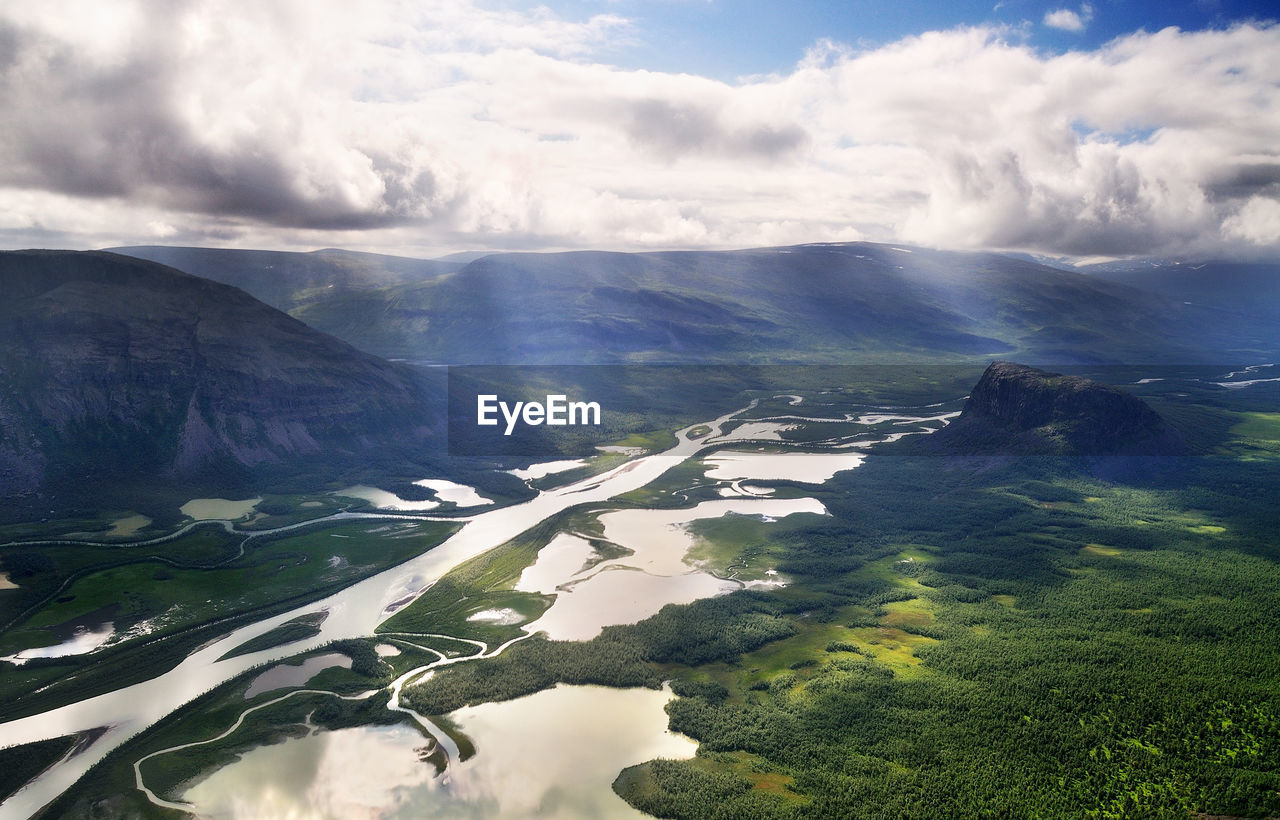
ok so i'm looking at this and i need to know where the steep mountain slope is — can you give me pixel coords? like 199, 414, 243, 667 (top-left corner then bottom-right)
118, 242, 1253, 364
0, 251, 437, 495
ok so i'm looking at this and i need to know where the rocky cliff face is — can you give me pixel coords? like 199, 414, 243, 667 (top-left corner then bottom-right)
930, 362, 1185, 456
0, 251, 437, 494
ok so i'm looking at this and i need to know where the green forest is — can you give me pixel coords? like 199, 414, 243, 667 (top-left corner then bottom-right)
410, 394, 1280, 817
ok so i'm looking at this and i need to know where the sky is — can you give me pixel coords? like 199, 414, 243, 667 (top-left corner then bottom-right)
0, 0, 1277, 261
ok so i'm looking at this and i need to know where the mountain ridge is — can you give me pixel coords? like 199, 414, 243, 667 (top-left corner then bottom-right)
114, 241, 1269, 364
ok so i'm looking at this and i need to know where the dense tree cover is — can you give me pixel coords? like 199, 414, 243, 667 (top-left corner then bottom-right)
0, 735, 77, 803
217, 613, 326, 661
603, 593, 798, 666
612, 453, 1280, 818
330, 638, 389, 678
405, 635, 658, 713
404, 595, 796, 714
396, 441, 1280, 818
0, 551, 55, 580
615, 759, 793, 820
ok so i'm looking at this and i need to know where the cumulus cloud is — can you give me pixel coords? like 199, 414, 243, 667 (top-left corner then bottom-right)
0, 1, 1276, 259
1044, 5, 1093, 33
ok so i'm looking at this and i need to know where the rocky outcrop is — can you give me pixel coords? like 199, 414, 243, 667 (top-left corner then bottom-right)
0, 250, 437, 495
929, 362, 1185, 456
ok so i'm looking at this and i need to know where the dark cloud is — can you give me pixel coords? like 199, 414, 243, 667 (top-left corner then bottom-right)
625, 99, 717, 154
0, 15, 449, 231
1205, 163, 1280, 201
624, 98, 807, 160
739, 124, 810, 158
0, 22, 19, 71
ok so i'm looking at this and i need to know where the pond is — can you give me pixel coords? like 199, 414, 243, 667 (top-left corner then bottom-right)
243, 653, 353, 699
2, 622, 114, 664
506, 459, 588, 481
332, 486, 440, 512
413, 479, 493, 508
701, 450, 866, 483
180, 497, 263, 521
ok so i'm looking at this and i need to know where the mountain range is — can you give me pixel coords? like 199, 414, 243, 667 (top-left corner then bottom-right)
1081, 258, 1280, 331
1, 242, 1274, 498
116, 242, 1278, 365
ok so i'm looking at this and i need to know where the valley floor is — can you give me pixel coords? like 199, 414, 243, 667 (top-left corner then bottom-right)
2, 373, 1279, 818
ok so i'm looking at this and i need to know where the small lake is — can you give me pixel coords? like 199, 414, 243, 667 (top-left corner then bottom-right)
521, 498, 826, 640
718, 484, 774, 497
181, 684, 695, 819
333, 486, 440, 512
702, 450, 866, 483
243, 653, 353, 699
413, 479, 492, 508
710, 421, 795, 443
597, 498, 826, 577
3, 622, 114, 664
514, 532, 595, 593
527, 567, 736, 641
506, 459, 587, 481
181, 497, 262, 521
106, 513, 152, 537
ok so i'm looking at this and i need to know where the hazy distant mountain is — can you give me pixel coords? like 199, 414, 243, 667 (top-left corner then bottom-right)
1080, 259, 1280, 327
112, 243, 1215, 363
0, 251, 437, 495
109, 242, 1274, 366
282, 242, 1257, 364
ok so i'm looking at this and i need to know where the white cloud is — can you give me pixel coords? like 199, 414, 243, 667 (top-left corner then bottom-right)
0, 2, 1276, 259
1044, 4, 1093, 33
1223, 196, 1280, 245
1044, 10, 1084, 32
